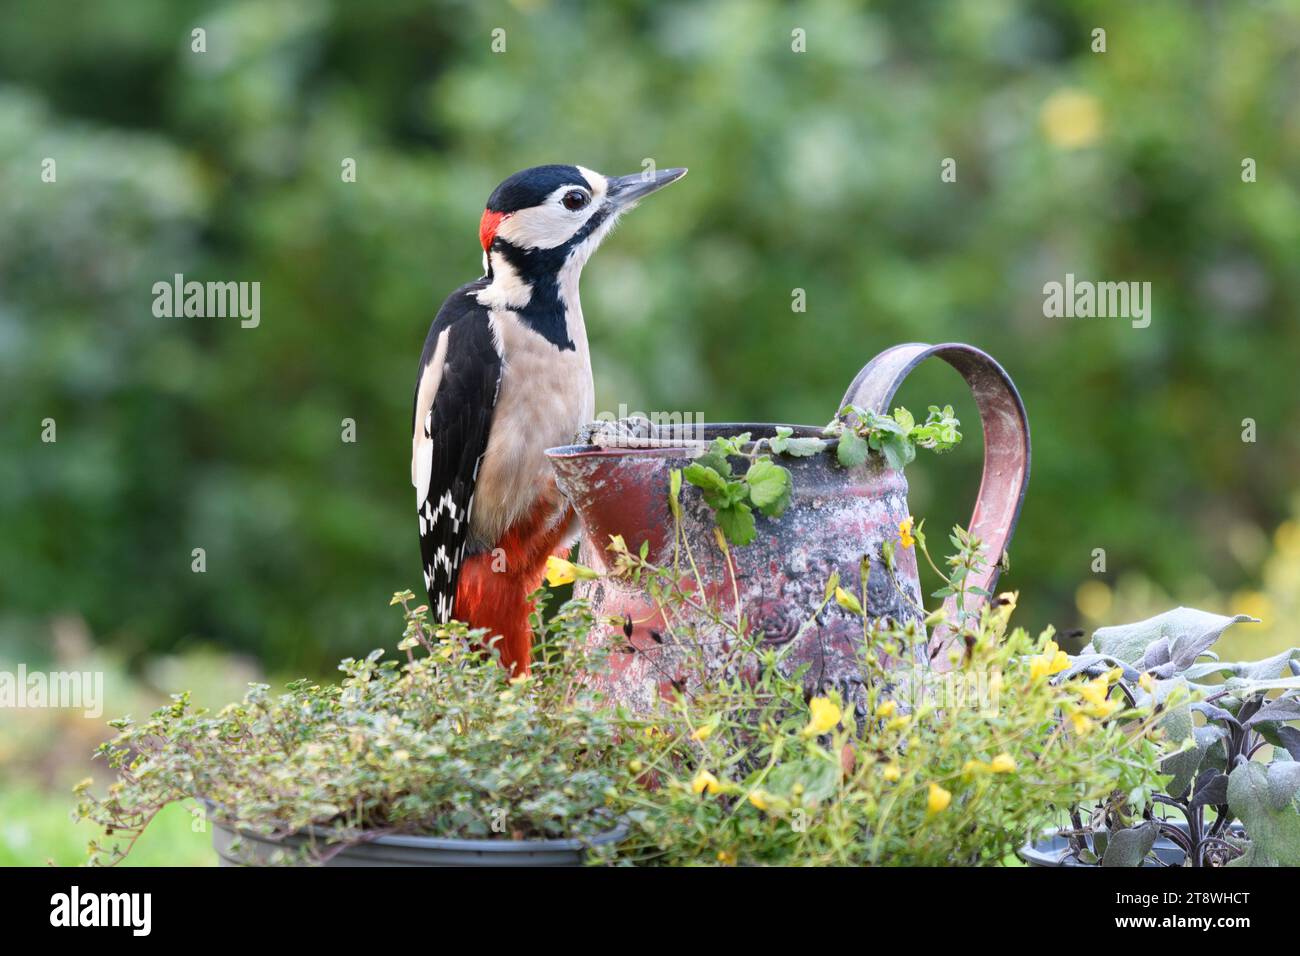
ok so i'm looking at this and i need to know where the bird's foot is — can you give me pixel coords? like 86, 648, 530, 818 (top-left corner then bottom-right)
574, 416, 661, 448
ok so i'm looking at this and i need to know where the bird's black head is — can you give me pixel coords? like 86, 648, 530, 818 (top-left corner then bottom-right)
474, 163, 686, 350
477, 163, 687, 260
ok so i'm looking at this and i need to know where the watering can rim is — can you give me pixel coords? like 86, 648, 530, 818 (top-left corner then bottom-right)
546, 421, 830, 461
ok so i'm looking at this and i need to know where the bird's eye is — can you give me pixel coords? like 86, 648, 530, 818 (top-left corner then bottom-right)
562, 190, 589, 211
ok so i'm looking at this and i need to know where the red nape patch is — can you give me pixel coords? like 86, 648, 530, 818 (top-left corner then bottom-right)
478, 209, 507, 251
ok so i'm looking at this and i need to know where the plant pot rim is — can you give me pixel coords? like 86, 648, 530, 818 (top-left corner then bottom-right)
547, 421, 833, 460
1018, 821, 1247, 867
203, 800, 628, 853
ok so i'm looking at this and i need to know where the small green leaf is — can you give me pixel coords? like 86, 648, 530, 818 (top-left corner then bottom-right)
837, 431, 870, 468
746, 460, 792, 517
782, 437, 828, 457
682, 462, 728, 495
715, 502, 756, 546
879, 434, 913, 472
704, 480, 749, 511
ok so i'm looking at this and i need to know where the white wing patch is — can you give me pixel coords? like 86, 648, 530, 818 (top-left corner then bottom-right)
412, 328, 450, 503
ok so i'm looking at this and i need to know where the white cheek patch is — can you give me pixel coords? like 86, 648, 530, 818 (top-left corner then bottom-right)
495, 203, 587, 249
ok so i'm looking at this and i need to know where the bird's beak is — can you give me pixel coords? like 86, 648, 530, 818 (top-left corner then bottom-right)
605, 167, 688, 208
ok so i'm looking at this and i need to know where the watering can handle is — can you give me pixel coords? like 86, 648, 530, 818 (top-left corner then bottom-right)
839, 343, 1031, 659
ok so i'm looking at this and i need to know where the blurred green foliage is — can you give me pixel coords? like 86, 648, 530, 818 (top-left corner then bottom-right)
0, 789, 212, 867
1, 0, 1299, 676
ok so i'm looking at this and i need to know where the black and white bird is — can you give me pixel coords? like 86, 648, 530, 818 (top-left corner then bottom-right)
411, 163, 687, 672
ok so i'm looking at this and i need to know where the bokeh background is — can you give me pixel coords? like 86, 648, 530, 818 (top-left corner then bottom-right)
1, 0, 1298, 864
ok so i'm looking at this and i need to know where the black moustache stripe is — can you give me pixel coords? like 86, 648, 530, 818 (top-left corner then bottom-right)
488, 204, 615, 351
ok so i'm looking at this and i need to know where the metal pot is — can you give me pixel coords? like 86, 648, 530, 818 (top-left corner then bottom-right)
1018, 822, 1247, 867
210, 817, 628, 867
546, 343, 1030, 713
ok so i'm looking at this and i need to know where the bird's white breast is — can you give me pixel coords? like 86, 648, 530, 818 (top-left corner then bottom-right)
470, 307, 594, 547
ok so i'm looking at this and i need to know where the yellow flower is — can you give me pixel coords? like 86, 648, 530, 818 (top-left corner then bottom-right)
691, 770, 724, 795
1076, 674, 1109, 706
875, 700, 897, 718
1139, 672, 1156, 693
886, 715, 911, 732
716, 850, 737, 866
543, 555, 598, 587
962, 759, 987, 776
899, 516, 915, 549
927, 782, 952, 815
882, 763, 902, 782
1029, 640, 1071, 681
691, 718, 717, 742
748, 789, 770, 811
1076, 674, 1122, 718
990, 591, 1019, 632
802, 696, 842, 736
544, 556, 576, 586
1070, 712, 1095, 736
834, 586, 864, 616
989, 753, 1016, 774
1040, 89, 1102, 149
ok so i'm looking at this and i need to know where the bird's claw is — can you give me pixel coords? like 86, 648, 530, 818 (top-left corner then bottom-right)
574, 416, 660, 447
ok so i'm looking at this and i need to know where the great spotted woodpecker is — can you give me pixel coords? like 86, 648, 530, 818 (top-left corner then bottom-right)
412, 163, 687, 673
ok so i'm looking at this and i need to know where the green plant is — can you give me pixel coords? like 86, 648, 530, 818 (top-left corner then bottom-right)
1051, 608, 1300, 866
680, 405, 961, 546
825, 404, 962, 472
78, 469, 1270, 869
681, 432, 792, 546
75, 593, 627, 865
588, 526, 1164, 866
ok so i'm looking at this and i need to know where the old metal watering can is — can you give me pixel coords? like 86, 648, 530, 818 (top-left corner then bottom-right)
546, 343, 1030, 713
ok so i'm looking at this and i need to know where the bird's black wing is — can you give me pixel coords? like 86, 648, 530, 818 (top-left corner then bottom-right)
412, 280, 501, 623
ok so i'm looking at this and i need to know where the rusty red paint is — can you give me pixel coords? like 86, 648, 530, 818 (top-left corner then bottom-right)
546, 343, 1030, 714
